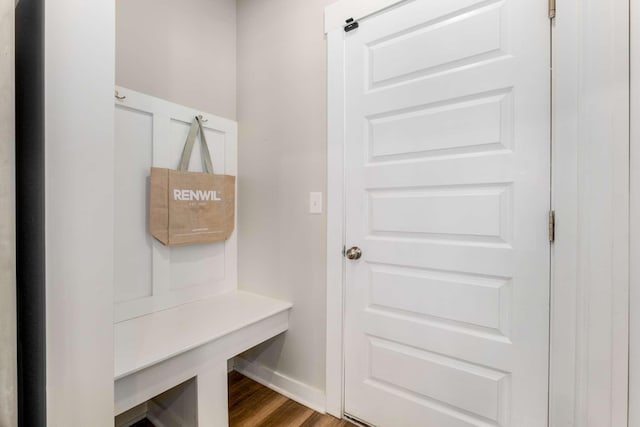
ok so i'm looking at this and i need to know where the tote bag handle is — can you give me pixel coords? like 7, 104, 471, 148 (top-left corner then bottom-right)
178, 116, 214, 174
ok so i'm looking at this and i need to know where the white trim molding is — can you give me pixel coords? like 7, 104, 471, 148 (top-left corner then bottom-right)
550, 0, 630, 425
234, 358, 326, 414
629, 0, 640, 422
325, 28, 346, 418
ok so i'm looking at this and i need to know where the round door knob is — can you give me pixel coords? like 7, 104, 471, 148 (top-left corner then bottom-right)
345, 246, 362, 260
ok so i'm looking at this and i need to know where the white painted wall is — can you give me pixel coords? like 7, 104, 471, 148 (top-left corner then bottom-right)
0, 0, 16, 424
236, 0, 337, 396
45, 0, 115, 424
116, 0, 237, 120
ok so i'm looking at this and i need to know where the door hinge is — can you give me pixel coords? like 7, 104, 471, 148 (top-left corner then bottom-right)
549, 0, 556, 19
549, 210, 556, 242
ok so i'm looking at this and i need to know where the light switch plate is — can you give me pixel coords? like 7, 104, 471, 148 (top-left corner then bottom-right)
309, 192, 323, 214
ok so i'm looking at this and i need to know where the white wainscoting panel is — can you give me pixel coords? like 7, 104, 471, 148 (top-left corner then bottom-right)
114, 87, 238, 322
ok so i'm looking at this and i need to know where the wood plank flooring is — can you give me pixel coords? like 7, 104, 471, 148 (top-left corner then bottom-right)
229, 371, 352, 427
130, 371, 350, 427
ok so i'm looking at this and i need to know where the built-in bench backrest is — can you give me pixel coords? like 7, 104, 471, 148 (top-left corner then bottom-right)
114, 87, 238, 322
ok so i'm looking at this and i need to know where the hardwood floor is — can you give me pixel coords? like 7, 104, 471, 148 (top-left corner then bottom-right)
130, 372, 350, 427
228, 371, 352, 427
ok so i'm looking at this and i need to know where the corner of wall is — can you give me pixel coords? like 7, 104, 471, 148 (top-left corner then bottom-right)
234, 357, 326, 414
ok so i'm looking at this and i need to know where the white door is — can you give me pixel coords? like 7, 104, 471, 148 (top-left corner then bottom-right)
343, 0, 551, 426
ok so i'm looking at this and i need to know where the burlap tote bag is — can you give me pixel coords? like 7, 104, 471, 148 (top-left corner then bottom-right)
149, 116, 236, 246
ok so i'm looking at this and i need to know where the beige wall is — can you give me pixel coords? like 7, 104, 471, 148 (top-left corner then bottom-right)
116, 0, 237, 120
117, 0, 334, 395
237, 0, 335, 392
0, 0, 16, 424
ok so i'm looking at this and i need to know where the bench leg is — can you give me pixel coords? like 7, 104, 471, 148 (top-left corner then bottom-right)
197, 361, 229, 427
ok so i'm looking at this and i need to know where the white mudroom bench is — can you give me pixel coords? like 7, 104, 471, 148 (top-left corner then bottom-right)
114, 290, 292, 426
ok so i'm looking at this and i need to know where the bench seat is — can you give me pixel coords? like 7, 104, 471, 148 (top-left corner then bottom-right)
114, 290, 292, 425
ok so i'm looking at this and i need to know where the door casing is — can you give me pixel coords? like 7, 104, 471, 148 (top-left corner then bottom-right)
629, 0, 640, 423
325, 0, 630, 425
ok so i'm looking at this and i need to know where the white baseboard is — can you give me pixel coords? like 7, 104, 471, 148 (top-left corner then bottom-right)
234, 358, 326, 414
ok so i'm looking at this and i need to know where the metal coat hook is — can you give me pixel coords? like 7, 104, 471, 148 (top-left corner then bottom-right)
115, 90, 126, 101
197, 114, 208, 123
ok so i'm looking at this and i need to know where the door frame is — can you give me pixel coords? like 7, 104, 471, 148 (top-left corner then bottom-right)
629, 0, 640, 422
325, 0, 631, 424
